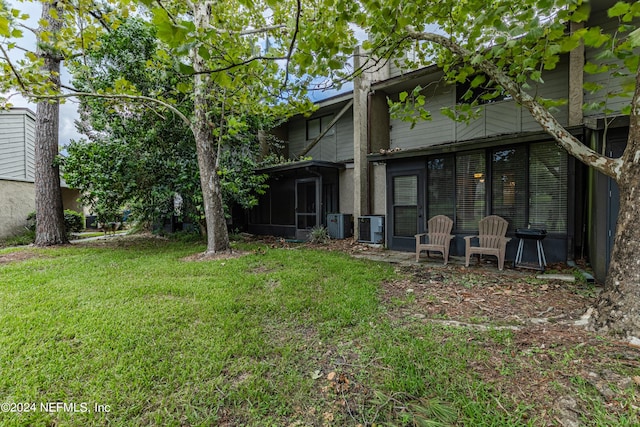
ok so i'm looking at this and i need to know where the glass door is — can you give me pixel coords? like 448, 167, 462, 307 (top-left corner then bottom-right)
389, 170, 425, 251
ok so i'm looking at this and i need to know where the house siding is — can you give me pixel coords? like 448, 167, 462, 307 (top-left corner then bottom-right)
286, 105, 353, 163
583, 13, 639, 117
390, 59, 569, 149
0, 111, 34, 180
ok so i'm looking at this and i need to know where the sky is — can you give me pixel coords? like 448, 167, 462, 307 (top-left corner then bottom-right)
6, 2, 84, 147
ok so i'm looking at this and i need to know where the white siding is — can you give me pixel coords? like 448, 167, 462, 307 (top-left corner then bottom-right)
0, 111, 36, 181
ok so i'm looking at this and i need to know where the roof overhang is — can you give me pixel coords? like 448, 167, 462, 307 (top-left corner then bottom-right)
256, 159, 346, 174
368, 126, 585, 162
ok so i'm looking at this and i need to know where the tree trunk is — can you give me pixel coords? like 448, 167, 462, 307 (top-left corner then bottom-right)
34, 0, 67, 246
590, 67, 640, 340
191, 2, 230, 254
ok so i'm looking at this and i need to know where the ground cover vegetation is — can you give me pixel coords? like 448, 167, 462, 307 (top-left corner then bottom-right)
0, 236, 638, 426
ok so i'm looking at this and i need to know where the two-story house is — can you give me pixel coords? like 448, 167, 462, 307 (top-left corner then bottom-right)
248, 3, 635, 283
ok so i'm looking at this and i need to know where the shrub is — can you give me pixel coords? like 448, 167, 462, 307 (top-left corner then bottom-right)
64, 209, 85, 233
25, 210, 85, 235
309, 225, 330, 244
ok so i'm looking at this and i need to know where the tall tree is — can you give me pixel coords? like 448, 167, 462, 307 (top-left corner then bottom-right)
33, 0, 67, 245
356, 0, 640, 339
1, 0, 357, 254
64, 18, 272, 232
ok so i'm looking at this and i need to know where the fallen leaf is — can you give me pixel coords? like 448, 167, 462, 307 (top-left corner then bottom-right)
633, 376, 640, 386
311, 370, 322, 380
327, 371, 336, 381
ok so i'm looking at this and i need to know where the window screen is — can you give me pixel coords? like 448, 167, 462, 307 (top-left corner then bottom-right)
492, 147, 527, 230
456, 152, 486, 231
393, 175, 418, 237
529, 142, 567, 233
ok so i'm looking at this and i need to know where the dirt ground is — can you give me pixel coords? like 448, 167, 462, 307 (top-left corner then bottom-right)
304, 237, 640, 426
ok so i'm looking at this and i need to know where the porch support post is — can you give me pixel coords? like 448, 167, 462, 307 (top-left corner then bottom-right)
353, 46, 371, 239
568, 21, 584, 127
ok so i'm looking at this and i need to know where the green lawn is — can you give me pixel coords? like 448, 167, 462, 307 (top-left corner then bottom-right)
0, 237, 619, 426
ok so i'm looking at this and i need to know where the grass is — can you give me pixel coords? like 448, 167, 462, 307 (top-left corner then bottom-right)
0, 237, 632, 426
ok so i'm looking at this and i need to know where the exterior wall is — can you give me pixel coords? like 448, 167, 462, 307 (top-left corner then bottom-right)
389, 59, 570, 150
62, 188, 83, 213
371, 163, 386, 216
0, 180, 35, 238
287, 105, 353, 162
0, 109, 36, 181
583, 13, 639, 118
338, 166, 354, 214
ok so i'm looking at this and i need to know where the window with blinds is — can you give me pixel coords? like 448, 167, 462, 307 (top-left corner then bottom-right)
529, 142, 567, 233
456, 152, 485, 231
427, 156, 455, 219
393, 175, 418, 237
491, 147, 527, 230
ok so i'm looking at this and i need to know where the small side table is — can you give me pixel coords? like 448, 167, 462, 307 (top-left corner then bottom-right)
514, 228, 547, 271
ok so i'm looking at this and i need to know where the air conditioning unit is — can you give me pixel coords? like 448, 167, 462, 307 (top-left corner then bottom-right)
358, 216, 384, 244
327, 213, 352, 239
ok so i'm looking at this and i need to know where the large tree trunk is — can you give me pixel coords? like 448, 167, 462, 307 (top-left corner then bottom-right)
590, 68, 640, 340
191, 2, 230, 254
34, 0, 67, 246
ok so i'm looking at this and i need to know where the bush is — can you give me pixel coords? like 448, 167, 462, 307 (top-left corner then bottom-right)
64, 210, 85, 233
25, 210, 85, 235
309, 225, 330, 244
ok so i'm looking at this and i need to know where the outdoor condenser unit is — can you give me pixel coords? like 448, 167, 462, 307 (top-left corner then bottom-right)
358, 216, 384, 244
327, 213, 352, 239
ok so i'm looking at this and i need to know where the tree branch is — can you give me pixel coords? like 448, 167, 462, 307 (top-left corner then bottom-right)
0, 45, 28, 93
282, 0, 301, 88
404, 27, 623, 179
190, 55, 288, 75
32, 90, 193, 131
214, 24, 286, 36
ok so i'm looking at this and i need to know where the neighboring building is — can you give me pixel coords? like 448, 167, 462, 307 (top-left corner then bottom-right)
248, 4, 634, 283
0, 108, 82, 239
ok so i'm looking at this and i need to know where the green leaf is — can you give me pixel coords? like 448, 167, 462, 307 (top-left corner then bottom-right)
470, 74, 486, 88
583, 81, 603, 93
571, 3, 591, 22
608, 2, 630, 18
584, 62, 609, 74
0, 16, 10, 37
583, 27, 609, 47
176, 82, 191, 93
628, 27, 640, 48
177, 62, 194, 75
399, 91, 408, 102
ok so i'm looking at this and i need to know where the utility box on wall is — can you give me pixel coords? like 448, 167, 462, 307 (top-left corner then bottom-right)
358, 215, 384, 244
327, 213, 352, 239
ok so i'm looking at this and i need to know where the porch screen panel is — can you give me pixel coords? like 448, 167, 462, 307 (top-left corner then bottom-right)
393, 175, 418, 237
427, 156, 455, 219
271, 180, 295, 225
491, 147, 527, 229
456, 152, 486, 231
529, 142, 567, 233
